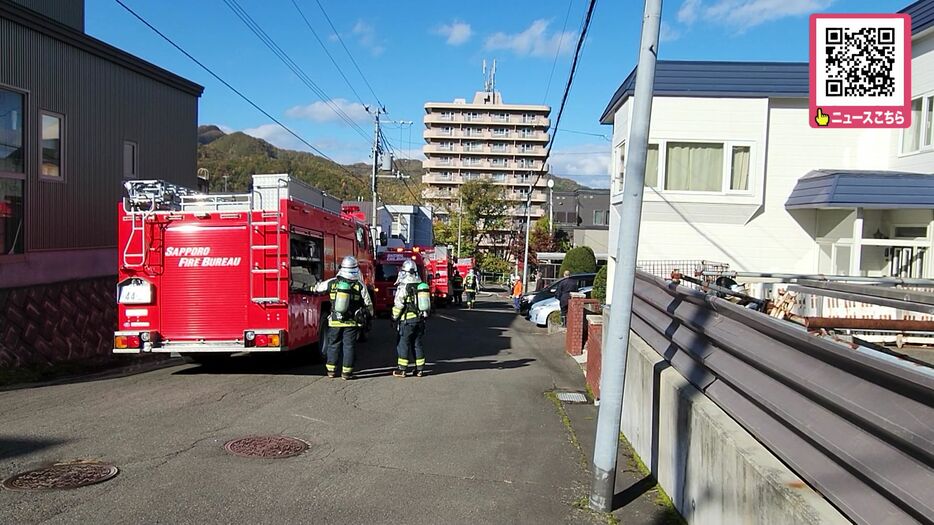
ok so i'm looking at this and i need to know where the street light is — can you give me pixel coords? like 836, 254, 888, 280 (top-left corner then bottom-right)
547, 178, 555, 236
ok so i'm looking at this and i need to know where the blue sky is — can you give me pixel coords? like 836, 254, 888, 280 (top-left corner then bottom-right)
87, 0, 908, 188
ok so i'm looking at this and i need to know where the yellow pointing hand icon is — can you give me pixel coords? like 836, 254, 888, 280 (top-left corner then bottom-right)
815, 108, 830, 127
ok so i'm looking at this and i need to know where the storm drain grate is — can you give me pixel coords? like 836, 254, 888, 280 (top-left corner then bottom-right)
224, 436, 308, 459
556, 392, 589, 404
2, 461, 119, 491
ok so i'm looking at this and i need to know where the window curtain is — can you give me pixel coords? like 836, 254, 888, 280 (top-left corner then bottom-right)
644, 144, 659, 188
665, 142, 723, 191
730, 146, 750, 191
902, 98, 923, 153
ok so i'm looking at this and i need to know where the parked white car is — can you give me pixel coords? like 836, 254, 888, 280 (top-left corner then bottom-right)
529, 287, 593, 327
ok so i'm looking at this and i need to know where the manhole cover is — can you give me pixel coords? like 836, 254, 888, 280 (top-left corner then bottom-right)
224, 436, 308, 459
556, 392, 589, 404
2, 461, 119, 491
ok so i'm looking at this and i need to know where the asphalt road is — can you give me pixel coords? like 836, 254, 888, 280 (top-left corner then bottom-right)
0, 297, 604, 524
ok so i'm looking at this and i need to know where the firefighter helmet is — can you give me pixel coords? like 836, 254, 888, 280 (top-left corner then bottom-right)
401, 259, 417, 274
338, 256, 359, 280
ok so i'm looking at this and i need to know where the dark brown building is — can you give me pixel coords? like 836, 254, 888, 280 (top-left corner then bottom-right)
0, 0, 203, 368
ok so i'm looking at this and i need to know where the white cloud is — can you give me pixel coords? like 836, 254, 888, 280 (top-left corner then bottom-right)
353, 20, 384, 56
678, 0, 701, 24
216, 124, 234, 134
285, 98, 370, 124
434, 20, 473, 45
484, 19, 577, 58
549, 144, 611, 188
677, 0, 833, 31
242, 123, 310, 152
660, 22, 680, 43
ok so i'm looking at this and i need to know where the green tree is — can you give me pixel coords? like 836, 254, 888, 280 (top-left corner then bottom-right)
559, 246, 597, 275
592, 265, 608, 302
428, 180, 508, 260
478, 252, 511, 275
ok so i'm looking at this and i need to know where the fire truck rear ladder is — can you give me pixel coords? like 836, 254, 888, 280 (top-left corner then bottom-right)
249, 178, 288, 304
121, 180, 194, 268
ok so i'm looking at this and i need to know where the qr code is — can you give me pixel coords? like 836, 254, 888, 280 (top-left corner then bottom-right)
824, 27, 896, 98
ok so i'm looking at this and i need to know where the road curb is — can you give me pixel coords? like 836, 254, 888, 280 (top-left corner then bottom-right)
0, 357, 186, 392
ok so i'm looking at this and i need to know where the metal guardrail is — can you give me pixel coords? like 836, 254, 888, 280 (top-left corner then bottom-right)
629, 270, 934, 525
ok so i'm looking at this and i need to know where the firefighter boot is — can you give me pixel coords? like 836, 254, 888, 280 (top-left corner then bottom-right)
392, 368, 406, 378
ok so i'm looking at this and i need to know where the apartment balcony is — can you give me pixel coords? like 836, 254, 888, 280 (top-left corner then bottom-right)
423, 144, 547, 156
424, 113, 550, 128
423, 129, 550, 142
423, 158, 548, 171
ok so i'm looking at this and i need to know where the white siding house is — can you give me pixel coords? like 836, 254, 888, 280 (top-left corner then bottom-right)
601, 1, 934, 289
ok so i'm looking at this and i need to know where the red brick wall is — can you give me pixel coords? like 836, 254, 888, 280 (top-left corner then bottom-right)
586, 318, 603, 399
565, 296, 599, 356
0, 277, 117, 368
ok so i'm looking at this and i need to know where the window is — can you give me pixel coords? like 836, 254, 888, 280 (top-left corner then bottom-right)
901, 97, 925, 154
593, 210, 607, 226
523, 114, 536, 123
438, 156, 451, 166
0, 89, 25, 175
440, 111, 454, 121
439, 142, 452, 151
517, 174, 530, 183
644, 144, 658, 187
491, 158, 506, 167
491, 173, 505, 182
894, 226, 929, 239
492, 143, 507, 152
926, 95, 934, 148
123, 141, 138, 179
0, 88, 24, 255
519, 128, 533, 138
493, 113, 508, 122
467, 128, 484, 137
438, 171, 452, 180
1, 178, 24, 255
730, 146, 750, 190
290, 234, 323, 291
440, 126, 453, 136
517, 158, 533, 168
665, 142, 724, 191
40, 112, 63, 180
493, 128, 507, 137
465, 112, 481, 121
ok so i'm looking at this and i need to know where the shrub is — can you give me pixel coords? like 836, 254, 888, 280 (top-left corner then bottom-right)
559, 246, 597, 276
592, 265, 608, 302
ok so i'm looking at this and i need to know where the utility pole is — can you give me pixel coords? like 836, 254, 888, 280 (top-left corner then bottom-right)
547, 178, 555, 236
590, 0, 662, 513
457, 190, 463, 259
369, 106, 386, 251
521, 177, 533, 292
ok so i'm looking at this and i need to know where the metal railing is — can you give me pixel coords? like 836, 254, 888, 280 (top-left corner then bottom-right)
629, 270, 934, 525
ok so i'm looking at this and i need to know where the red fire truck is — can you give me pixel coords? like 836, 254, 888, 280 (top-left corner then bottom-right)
423, 245, 455, 306
372, 246, 428, 316
113, 174, 374, 361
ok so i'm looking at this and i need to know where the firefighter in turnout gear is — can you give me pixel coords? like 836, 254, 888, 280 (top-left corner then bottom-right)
463, 268, 478, 309
314, 256, 373, 379
392, 259, 430, 377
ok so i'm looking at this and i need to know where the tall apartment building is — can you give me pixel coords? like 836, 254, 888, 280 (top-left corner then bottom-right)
422, 75, 551, 251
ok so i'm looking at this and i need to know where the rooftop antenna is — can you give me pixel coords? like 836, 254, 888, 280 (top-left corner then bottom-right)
482, 59, 488, 92
490, 58, 496, 93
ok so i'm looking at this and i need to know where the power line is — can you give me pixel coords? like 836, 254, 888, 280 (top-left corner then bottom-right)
112, 0, 367, 186
312, 0, 384, 109
557, 128, 611, 141
532, 0, 598, 192
222, 0, 372, 143
289, 0, 367, 107
542, 0, 575, 104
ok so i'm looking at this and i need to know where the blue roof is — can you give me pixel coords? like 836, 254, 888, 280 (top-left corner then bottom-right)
785, 170, 934, 209
599, 61, 808, 124
902, 0, 934, 35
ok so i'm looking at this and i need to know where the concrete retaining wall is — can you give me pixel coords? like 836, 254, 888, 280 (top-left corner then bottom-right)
621, 333, 849, 525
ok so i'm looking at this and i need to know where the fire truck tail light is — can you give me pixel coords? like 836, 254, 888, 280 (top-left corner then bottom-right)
115, 336, 127, 349
244, 331, 256, 341
127, 335, 141, 348
255, 335, 269, 347
268, 334, 281, 347
140, 331, 151, 342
